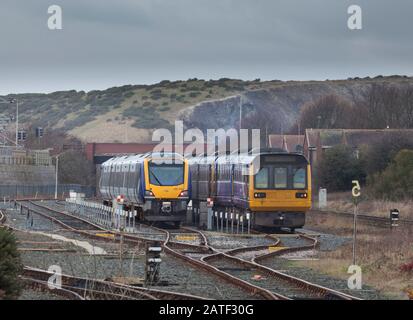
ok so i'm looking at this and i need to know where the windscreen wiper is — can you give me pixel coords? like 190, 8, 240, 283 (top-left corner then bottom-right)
150, 171, 163, 186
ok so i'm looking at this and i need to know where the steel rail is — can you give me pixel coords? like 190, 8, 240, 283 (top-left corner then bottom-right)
22, 267, 204, 300
311, 209, 413, 227
12, 201, 251, 300
161, 229, 283, 300
15, 200, 359, 300
187, 227, 360, 300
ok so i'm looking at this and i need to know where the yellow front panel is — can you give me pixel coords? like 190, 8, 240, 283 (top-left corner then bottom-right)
144, 159, 188, 199
249, 165, 312, 212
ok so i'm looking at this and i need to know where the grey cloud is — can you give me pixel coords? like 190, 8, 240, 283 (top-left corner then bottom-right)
0, 0, 412, 94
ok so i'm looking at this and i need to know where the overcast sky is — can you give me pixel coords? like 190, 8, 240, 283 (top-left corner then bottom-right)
0, 0, 412, 94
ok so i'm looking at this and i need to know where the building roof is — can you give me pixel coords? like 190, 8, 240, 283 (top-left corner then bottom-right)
304, 128, 413, 149
85, 142, 207, 162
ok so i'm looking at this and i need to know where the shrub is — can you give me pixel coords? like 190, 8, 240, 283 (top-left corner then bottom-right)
123, 91, 134, 98
159, 106, 170, 112
0, 229, 22, 299
189, 91, 201, 98
361, 132, 413, 175
318, 145, 366, 191
368, 149, 413, 200
58, 151, 96, 185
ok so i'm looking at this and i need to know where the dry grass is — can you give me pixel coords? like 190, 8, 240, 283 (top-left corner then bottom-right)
66, 79, 261, 142
302, 213, 413, 299
314, 191, 413, 220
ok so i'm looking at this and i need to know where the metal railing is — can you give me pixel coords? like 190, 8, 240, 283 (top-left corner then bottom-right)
65, 199, 138, 232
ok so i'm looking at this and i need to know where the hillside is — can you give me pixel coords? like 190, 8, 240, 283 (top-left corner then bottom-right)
1, 76, 412, 143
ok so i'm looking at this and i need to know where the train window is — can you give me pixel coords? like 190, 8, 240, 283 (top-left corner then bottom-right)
274, 167, 287, 189
255, 167, 269, 189
293, 167, 306, 188
149, 162, 184, 186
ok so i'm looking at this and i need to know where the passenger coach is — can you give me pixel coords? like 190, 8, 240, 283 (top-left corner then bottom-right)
189, 149, 312, 231
99, 152, 190, 225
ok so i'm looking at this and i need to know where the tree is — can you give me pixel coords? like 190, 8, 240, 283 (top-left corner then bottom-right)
361, 132, 413, 175
354, 84, 413, 129
0, 229, 22, 299
298, 94, 354, 130
241, 105, 280, 147
58, 151, 96, 186
318, 145, 366, 191
368, 149, 413, 200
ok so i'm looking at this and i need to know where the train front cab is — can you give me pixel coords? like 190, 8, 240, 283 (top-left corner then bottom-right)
249, 154, 312, 231
141, 154, 189, 224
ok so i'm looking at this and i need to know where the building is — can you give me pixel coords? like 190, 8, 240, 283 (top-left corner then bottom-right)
86, 142, 205, 164
303, 128, 413, 166
0, 147, 55, 198
0, 146, 52, 166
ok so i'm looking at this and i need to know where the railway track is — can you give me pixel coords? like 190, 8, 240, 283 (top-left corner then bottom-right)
195, 230, 358, 300
13, 201, 277, 299
21, 266, 204, 300
311, 209, 413, 228
149, 224, 360, 300
11, 200, 361, 300
16, 200, 164, 244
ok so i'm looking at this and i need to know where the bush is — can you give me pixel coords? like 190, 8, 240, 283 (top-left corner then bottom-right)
361, 132, 413, 175
58, 151, 96, 185
189, 91, 201, 98
318, 145, 366, 191
0, 229, 22, 299
159, 106, 170, 112
368, 149, 413, 200
122, 106, 141, 118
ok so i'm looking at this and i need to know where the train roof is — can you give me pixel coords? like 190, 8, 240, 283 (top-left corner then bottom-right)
190, 150, 308, 165
101, 152, 185, 167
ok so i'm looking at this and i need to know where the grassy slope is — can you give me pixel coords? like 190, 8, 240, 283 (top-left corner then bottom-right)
1, 76, 412, 143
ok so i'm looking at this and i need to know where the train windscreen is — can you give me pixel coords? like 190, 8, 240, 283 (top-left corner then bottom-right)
149, 162, 184, 186
254, 165, 307, 189
292, 167, 306, 188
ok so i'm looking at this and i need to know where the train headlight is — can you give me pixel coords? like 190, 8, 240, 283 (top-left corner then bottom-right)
254, 192, 266, 198
179, 190, 188, 198
145, 190, 154, 197
295, 192, 308, 198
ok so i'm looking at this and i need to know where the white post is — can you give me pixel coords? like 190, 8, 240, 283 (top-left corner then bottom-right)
352, 203, 358, 265
239, 95, 242, 131
15, 99, 19, 146
54, 156, 59, 199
